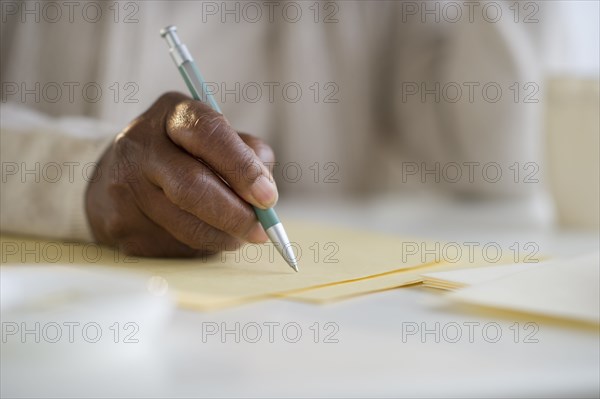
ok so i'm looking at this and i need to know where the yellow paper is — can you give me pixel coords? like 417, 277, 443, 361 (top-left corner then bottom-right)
1, 222, 438, 310
284, 252, 524, 303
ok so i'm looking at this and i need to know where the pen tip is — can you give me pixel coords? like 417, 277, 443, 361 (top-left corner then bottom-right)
282, 242, 299, 272
287, 258, 299, 272
264, 222, 299, 273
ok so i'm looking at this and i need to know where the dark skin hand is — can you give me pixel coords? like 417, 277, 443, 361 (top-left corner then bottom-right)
85, 92, 278, 257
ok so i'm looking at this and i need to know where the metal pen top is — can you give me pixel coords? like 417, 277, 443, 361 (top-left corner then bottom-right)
159, 25, 179, 45
160, 25, 193, 67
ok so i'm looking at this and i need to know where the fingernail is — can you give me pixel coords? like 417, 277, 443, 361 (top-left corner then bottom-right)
250, 174, 278, 209
246, 223, 268, 243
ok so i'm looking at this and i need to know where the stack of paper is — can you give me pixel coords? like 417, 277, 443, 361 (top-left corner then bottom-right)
1, 223, 441, 309
422, 263, 542, 290
0, 221, 542, 310
446, 254, 600, 325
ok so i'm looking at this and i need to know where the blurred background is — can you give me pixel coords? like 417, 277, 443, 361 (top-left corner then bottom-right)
1, 0, 599, 231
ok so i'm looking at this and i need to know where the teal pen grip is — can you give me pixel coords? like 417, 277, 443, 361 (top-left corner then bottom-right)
254, 207, 280, 230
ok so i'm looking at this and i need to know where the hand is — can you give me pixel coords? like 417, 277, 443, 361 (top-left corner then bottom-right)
85, 92, 277, 257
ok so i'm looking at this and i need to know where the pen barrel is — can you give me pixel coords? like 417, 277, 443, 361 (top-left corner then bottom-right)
180, 61, 222, 112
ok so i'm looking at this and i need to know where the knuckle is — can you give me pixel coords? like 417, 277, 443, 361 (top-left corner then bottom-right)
236, 147, 263, 185
187, 224, 237, 255
113, 131, 134, 158
171, 99, 223, 135
199, 225, 223, 248
169, 169, 211, 210
152, 92, 193, 132
106, 181, 129, 200
113, 130, 145, 172
108, 152, 141, 187
103, 187, 135, 241
197, 112, 228, 139
156, 91, 188, 108
242, 134, 275, 164
254, 142, 276, 164
221, 213, 254, 238
104, 213, 130, 241
187, 220, 213, 246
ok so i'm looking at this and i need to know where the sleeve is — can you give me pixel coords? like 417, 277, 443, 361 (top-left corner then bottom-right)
391, 0, 547, 198
1, 103, 115, 241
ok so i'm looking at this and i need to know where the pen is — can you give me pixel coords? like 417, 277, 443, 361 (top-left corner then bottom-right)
160, 25, 299, 272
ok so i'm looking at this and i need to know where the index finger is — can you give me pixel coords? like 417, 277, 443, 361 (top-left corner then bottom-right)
164, 94, 278, 209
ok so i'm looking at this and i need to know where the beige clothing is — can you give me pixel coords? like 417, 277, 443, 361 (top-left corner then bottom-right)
1, 1, 554, 241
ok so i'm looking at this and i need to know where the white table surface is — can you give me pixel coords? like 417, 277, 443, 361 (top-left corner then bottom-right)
2, 195, 599, 398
